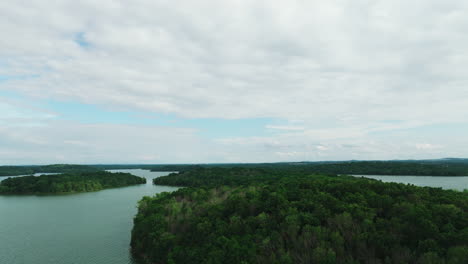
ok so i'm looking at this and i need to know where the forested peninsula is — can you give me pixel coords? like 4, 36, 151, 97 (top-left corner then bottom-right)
0, 171, 146, 194
133, 168, 468, 264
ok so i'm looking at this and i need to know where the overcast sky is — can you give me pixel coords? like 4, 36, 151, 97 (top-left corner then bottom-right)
1, 0, 468, 164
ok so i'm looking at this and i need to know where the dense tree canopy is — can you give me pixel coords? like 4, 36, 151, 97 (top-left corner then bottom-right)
3, 160, 468, 177
151, 161, 468, 176
293, 161, 468, 176
153, 167, 318, 187
133, 168, 468, 264
0, 171, 146, 194
0, 164, 101, 177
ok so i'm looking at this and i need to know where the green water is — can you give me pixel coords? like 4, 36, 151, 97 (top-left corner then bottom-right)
0, 170, 178, 264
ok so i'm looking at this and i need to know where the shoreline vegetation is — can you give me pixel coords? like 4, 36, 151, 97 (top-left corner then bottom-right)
0, 164, 101, 177
0, 171, 146, 194
4, 159, 468, 177
132, 167, 468, 264
149, 161, 468, 176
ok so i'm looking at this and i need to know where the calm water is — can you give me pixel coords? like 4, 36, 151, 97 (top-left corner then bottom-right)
353, 175, 468, 191
0, 169, 178, 264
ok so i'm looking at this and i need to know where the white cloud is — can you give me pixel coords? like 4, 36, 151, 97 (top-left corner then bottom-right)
265, 125, 304, 131
1, 0, 468, 163
1, 1, 467, 122
0, 99, 57, 126
0, 120, 220, 164
416, 143, 443, 150
316, 145, 328, 151
0, 115, 465, 164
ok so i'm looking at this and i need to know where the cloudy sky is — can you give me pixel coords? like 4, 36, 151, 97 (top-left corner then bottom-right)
1, 0, 468, 164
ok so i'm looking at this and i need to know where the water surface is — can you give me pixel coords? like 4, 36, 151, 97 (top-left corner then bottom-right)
353, 175, 468, 191
0, 169, 178, 264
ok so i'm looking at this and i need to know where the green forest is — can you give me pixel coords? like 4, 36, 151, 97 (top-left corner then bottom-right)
133, 168, 468, 264
3, 159, 468, 177
284, 161, 468, 176
150, 161, 468, 176
153, 167, 309, 187
0, 164, 101, 177
0, 171, 146, 194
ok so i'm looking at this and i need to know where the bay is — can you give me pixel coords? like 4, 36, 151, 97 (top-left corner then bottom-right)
0, 169, 178, 264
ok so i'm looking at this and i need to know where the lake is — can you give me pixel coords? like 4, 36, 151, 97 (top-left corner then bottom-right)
0, 169, 178, 264
353, 175, 468, 191
1, 171, 467, 264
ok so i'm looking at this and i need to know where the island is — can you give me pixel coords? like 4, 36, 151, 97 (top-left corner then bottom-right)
132, 167, 468, 264
0, 171, 146, 194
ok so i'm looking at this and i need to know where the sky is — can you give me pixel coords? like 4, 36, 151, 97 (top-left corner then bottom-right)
1, 0, 468, 165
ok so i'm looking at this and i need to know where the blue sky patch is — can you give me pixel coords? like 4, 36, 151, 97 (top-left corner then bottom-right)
74, 32, 90, 48
0, 91, 276, 138
0, 74, 40, 82
48, 100, 275, 138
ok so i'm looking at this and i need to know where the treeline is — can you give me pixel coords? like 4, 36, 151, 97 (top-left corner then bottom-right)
152, 164, 468, 189
153, 167, 313, 187
3, 160, 468, 177
0, 164, 101, 177
0, 171, 146, 194
293, 161, 468, 176
150, 161, 468, 176
133, 168, 468, 264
